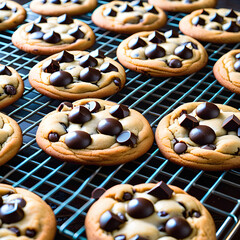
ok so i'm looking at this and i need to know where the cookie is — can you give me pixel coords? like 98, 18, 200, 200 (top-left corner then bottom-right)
117, 30, 208, 77
148, 0, 217, 13
91, 0, 167, 34
30, 0, 97, 17
12, 14, 95, 55
28, 50, 126, 100
0, 112, 22, 166
213, 49, 240, 94
179, 8, 240, 44
155, 102, 240, 171
0, 0, 26, 31
36, 98, 154, 165
85, 181, 216, 240
0, 65, 24, 110
0, 183, 56, 239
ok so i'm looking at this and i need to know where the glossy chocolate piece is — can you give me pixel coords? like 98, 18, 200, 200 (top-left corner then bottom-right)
0, 203, 24, 224
40, 0, 47, 3
113, 78, 121, 87
0, 2, 11, 10
174, 45, 193, 59
192, 16, 205, 26
182, 41, 198, 49
35, 16, 47, 24
0, 196, 3, 206
145, 5, 158, 14
234, 60, 240, 72
80, 67, 101, 83
48, 132, 60, 142
0, 66, 12, 76
30, 31, 44, 40
189, 125, 216, 145
25, 229, 36, 238
117, 131, 137, 146
104, 8, 117, 17
123, 192, 133, 201
145, 44, 166, 59
148, 31, 166, 43
43, 31, 61, 43
178, 114, 199, 129
91, 188, 106, 199
174, 141, 187, 154
100, 62, 118, 73
68, 106, 92, 124
4, 85, 16, 95
128, 37, 146, 49
237, 127, 240, 137
225, 9, 238, 18
130, 236, 148, 240
79, 55, 98, 68
97, 118, 123, 136
158, 211, 168, 217
8, 227, 20, 236
119, 3, 133, 12
71, 0, 80, 3
196, 102, 220, 119
164, 30, 179, 38
183, 0, 192, 3
25, 24, 41, 33
50, 0, 61, 3
56, 51, 74, 63
68, 26, 85, 39
147, 181, 173, 199
210, 13, 224, 23
42, 59, 60, 73
50, 71, 73, 87
169, 59, 182, 68
65, 130, 91, 149
58, 14, 73, 24
57, 101, 73, 111
201, 144, 216, 150
131, 0, 143, 7
222, 21, 240, 32
109, 104, 130, 119
85, 101, 101, 113
235, 53, 240, 59
90, 49, 105, 59
115, 235, 126, 240
200, 9, 209, 15
222, 114, 240, 131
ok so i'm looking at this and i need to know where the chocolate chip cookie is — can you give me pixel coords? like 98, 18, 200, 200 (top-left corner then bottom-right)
0, 0, 26, 31
30, 0, 97, 17
117, 30, 208, 77
0, 183, 56, 239
85, 182, 216, 240
36, 99, 154, 165
213, 49, 240, 94
148, 0, 217, 13
28, 50, 126, 100
179, 8, 240, 44
155, 102, 240, 171
91, 0, 167, 34
0, 112, 22, 166
12, 14, 95, 55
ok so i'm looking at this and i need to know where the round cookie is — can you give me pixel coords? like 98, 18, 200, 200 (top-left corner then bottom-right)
30, 0, 97, 16
28, 50, 126, 100
179, 8, 240, 44
213, 49, 240, 94
0, 183, 56, 239
85, 181, 216, 240
0, 65, 24, 110
117, 30, 208, 77
36, 99, 154, 165
0, 112, 22, 166
0, 0, 26, 31
148, 0, 217, 13
12, 15, 95, 55
91, 0, 167, 34
155, 102, 240, 171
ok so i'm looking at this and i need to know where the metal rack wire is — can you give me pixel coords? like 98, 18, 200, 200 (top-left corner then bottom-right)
0, 1, 240, 239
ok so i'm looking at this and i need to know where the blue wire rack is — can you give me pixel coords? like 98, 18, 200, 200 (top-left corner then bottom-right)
0, 1, 240, 239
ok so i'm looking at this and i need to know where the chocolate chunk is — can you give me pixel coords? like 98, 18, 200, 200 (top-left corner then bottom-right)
90, 49, 105, 59
180, 110, 187, 116
158, 211, 168, 217
117, 212, 127, 222
56, 51, 74, 63
65, 130, 91, 149
42, 59, 60, 73
30, 31, 44, 40
97, 118, 123, 136
165, 217, 192, 239
71, 0, 80, 3
148, 31, 166, 43
130, 0, 143, 7
200, 9, 209, 15
192, 16, 205, 26
85, 101, 101, 113
0, 66, 11, 76
174, 45, 193, 59
68, 26, 84, 39
222, 114, 240, 131
234, 60, 240, 72
123, 192, 133, 201
0, 203, 24, 224
110, 104, 130, 119
115, 235, 126, 240
174, 142, 187, 154
222, 21, 240, 32
189, 125, 216, 145
4, 85, 16, 95
182, 41, 198, 49
169, 59, 182, 68
210, 13, 224, 23
147, 181, 173, 199
57, 14, 73, 24
104, 8, 117, 17
145, 44, 166, 59
178, 114, 199, 129
8, 227, 20, 236
79, 67, 101, 83
25, 229, 36, 238
119, 3, 133, 12
127, 198, 154, 218
191, 211, 201, 218
117, 131, 137, 146
0, 196, 3, 206
62, 0, 70, 2
100, 62, 118, 73
183, 0, 192, 3
128, 37, 146, 49
145, 5, 158, 14
113, 78, 121, 87
48, 132, 59, 142
100, 211, 125, 232
164, 30, 179, 38
43, 31, 61, 43
238, 127, 240, 137
196, 102, 220, 119
25, 24, 41, 33
50, 0, 61, 4
57, 102, 73, 111
0, 2, 11, 10
35, 16, 47, 24
50, 71, 73, 87
201, 144, 216, 150
91, 188, 106, 199
79, 55, 98, 68
158, 224, 165, 232
130, 236, 148, 240
225, 9, 238, 18
68, 106, 92, 124
40, 0, 47, 3
235, 53, 240, 59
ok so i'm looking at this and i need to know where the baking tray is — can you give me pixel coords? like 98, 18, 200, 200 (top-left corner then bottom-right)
0, 1, 240, 239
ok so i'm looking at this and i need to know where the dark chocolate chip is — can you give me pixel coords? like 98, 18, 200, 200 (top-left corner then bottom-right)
235, 53, 240, 59
91, 188, 106, 199
174, 45, 193, 59
115, 235, 126, 240
4, 85, 16, 95
68, 106, 92, 124
178, 114, 199, 129
90, 49, 105, 59
174, 142, 187, 154
158, 211, 168, 217
25, 23, 41, 33
222, 21, 240, 32
35, 16, 47, 24
189, 125, 216, 145
165, 217, 192, 239
30, 31, 44, 40
172, 138, 178, 145
148, 31, 166, 43
43, 31, 61, 43
182, 41, 198, 49
145, 44, 166, 59
60, 122, 68, 133
57, 14, 73, 24
8, 227, 20, 236
62, 0, 70, 2
68, 26, 85, 39
130, 236, 148, 240
164, 30, 179, 38
117, 131, 137, 146
84, 101, 101, 113
104, 8, 117, 17
50, 71, 73, 87
50, 0, 61, 4
210, 13, 224, 23
119, 3, 133, 12
200, 9, 209, 15
145, 5, 158, 14
79, 67, 101, 83
128, 37, 146, 49
191, 211, 201, 218
25, 229, 36, 238
40, 0, 47, 3
55, 51, 74, 63
158, 224, 165, 232
42, 59, 60, 73
109, 104, 130, 119
0, 203, 24, 224
201, 144, 216, 150
192, 16, 205, 26
169, 59, 182, 68
183, 0, 192, 3
57, 102, 73, 111
79, 55, 97, 68
123, 192, 133, 201
71, 0, 80, 3
65, 130, 91, 149
196, 102, 220, 119
147, 181, 173, 200
118, 212, 127, 222
100, 211, 125, 232
222, 114, 240, 131
100, 62, 118, 73
130, 0, 143, 7
238, 127, 240, 137
48, 132, 59, 142
0, 2, 11, 10
97, 118, 123, 136
113, 78, 121, 87
234, 60, 240, 72
225, 9, 238, 18
0, 66, 11, 76
0, 196, 3, 206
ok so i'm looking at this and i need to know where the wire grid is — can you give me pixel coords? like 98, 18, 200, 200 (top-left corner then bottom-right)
0, 1, 240, 239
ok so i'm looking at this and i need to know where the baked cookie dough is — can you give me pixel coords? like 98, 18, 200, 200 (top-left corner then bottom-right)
91, 0, 167, 34
30, 0, 97, 16
213, 49, 240, 94
179, 8, 240, 44
85, 182, 216, 240
0, 65, 24, 110
155, 102, 240, 171
0, 0, 26, 31
12, 14, 95, 55
117, 30, 208, 77
28, 50, 126, 100
0, 183, 56, 239
148, 0, 217, 13
36, 98, 154, 165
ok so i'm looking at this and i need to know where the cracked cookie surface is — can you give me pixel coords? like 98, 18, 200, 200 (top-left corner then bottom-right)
0, 183, 56, 240
85, 182, 216, 240
36, 98, 154, 165
155, 102, 240, 171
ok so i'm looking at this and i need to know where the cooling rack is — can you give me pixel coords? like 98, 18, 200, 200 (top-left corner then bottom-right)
0, 1, 240, 239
